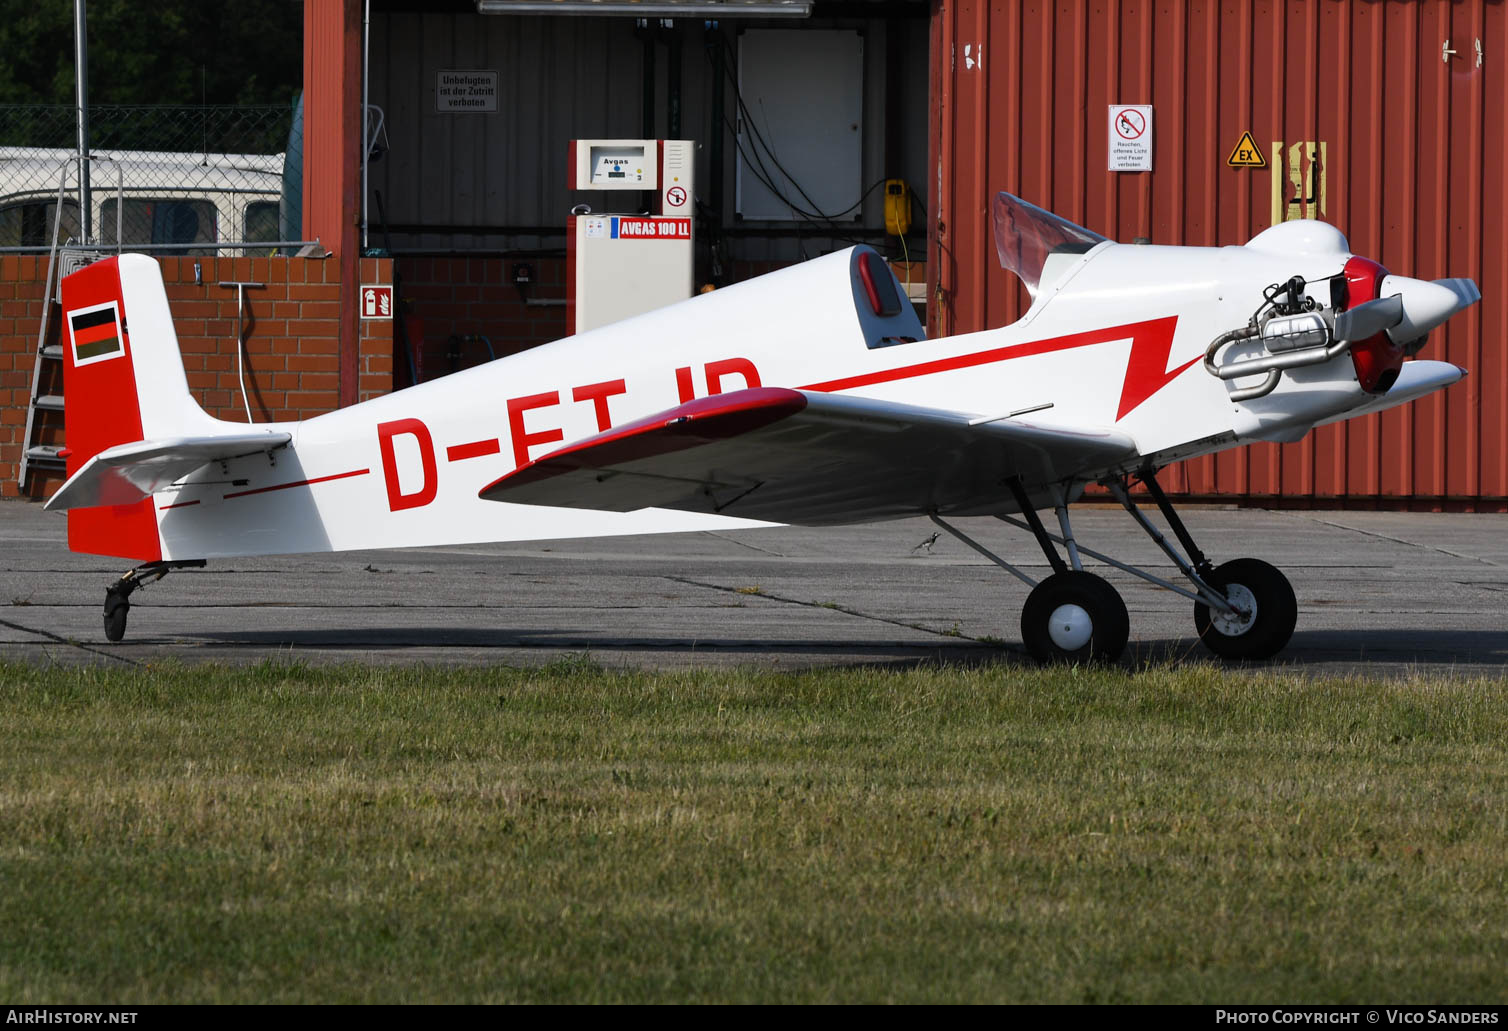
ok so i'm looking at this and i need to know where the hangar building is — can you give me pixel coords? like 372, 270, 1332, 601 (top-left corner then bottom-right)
2, 0, 1503, 509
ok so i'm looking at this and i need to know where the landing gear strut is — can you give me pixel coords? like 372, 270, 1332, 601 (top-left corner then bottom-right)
929, 469, 1297, 663
932, 479, 1130, 663
102, 560, 206, 642
1110, 473, 1296, 660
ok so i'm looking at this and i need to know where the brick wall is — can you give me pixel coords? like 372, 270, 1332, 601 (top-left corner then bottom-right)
1, 254, 394, 500
394, 255, 567, 382
391, 255, 802, 383
727, 259, 788, 283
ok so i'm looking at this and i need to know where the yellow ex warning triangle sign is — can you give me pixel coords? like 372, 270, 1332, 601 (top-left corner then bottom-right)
1227, 131, 1266, 168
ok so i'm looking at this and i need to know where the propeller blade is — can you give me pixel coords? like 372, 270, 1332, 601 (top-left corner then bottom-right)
1333, 294, 1403, 342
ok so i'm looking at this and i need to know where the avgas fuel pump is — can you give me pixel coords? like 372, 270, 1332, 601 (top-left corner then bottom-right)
567, 139, 694, 334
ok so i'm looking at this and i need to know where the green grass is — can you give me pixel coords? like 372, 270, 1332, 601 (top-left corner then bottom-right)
1, 657, 1506, 1003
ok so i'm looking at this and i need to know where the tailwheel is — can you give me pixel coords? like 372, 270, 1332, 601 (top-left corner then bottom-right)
1194, 558, 1297, 660
1021, 570, 1129, 664
103, 584, 131, 642
98, 560, 206, 642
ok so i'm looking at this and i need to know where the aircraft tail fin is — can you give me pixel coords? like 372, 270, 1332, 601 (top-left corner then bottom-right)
49, 254, 272, 560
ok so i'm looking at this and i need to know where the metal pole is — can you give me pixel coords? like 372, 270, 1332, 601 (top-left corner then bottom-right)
666, 21, 681, 139
74, 0, 91, 243
361, 0, 370, 252
640, 21, 656, 140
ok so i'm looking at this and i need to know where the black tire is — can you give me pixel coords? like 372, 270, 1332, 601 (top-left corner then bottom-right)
1194, 558, 1296, 660
1020, 570, 1130, 664
103, 591, 129, 643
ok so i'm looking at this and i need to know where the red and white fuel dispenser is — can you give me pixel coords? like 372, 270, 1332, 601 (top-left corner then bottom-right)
567, 139, 694, 334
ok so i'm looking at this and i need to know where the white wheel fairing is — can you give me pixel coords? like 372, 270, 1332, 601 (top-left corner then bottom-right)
1209, 583, 1257, 637
1047, 603, 1094, 651
1022, 570, 1130, 664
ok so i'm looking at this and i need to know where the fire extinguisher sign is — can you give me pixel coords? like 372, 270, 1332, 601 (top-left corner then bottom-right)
360, 285, 393, 320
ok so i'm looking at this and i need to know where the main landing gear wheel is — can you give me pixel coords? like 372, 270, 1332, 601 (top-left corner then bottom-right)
1194, 558, 1297, 660
1021, 571, 1130, 664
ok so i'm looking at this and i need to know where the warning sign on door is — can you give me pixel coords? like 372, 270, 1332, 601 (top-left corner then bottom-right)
1108, 105, 1153, 172
436, 70, 498, 113
1271, 141, 1327, 224
1227, 131, 1267, 168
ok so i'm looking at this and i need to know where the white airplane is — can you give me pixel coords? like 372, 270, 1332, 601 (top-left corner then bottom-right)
45, 192, 1480, 661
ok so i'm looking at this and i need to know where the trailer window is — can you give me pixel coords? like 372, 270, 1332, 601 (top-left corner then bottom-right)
101, 198, 217, 253
245, 201, 279, 244
0, 200, 81, 248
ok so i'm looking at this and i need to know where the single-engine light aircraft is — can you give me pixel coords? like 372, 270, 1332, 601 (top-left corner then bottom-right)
45, 193, 1480, 661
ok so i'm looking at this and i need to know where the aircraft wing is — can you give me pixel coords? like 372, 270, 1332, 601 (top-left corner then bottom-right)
44, 431, 292, 512
478, 388, 1136, 524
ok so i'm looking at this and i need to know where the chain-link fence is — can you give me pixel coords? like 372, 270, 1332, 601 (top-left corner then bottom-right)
0, 104, 306, 254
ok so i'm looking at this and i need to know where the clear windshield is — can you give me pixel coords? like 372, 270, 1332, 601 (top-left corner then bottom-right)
991, 192, 1109, 299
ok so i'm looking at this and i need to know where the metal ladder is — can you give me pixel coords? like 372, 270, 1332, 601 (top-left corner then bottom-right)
17, 166, 73, 493
17, 162, 114, 493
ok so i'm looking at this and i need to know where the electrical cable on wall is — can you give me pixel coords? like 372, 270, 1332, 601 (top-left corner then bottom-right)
715, 34, 859, 225
717, 105, 884, 247
217, 279, 265, 423
721, 35, 929, 232
236, 326, 253, 421
704, 34, 926, 259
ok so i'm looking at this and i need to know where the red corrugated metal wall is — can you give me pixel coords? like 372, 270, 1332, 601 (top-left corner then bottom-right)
929, 0, 1506, 506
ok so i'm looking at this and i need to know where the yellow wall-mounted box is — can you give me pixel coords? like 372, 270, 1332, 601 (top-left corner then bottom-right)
884, 179, 911, 236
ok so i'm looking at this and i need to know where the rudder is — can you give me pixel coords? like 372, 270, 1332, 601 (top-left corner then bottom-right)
58, 254, 214, 561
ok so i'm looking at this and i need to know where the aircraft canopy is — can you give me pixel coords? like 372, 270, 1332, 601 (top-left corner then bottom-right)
992, 192, 1109, 299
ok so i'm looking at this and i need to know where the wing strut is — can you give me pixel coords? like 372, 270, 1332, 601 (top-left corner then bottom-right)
927, 514, 1038, 588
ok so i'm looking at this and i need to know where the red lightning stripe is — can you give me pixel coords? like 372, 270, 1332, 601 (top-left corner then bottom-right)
800, 316, 1195, 422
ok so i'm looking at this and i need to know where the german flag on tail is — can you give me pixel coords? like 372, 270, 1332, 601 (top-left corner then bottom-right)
67, 302, 124, 365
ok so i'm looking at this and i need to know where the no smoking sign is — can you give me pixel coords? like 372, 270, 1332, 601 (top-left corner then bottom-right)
1108, 104, 1153, 172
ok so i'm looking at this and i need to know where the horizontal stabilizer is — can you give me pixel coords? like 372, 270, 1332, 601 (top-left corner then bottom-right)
44, 431, 291, 512
479, 388, 1136, 524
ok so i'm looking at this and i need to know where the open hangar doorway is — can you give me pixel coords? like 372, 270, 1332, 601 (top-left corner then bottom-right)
362, 0, 930, 383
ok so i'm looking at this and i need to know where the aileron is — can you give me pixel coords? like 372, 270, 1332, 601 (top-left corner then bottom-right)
480, 387, 1136, 524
